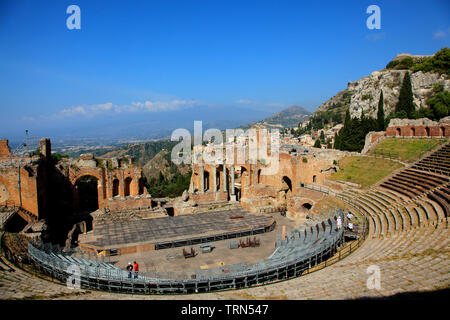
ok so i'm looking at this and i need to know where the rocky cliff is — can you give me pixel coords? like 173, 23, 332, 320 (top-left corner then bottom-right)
316, 62, 449, 119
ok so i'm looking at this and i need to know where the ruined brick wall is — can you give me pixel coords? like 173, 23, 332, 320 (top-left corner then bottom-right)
386, 125, 449, 137
0, 140, 11, 158
386, 117, 450, 137
0, 165, 39, 216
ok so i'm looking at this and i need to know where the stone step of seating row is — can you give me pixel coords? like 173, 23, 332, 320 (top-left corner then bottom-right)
428, 191, 449, 218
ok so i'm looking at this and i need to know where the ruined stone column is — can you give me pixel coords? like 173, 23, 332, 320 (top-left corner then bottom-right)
252, 164, 257, 186
230, 165, 235, 195
222, 165, 227, 192
212, 166, 217, 192
229, 165, 237, 202
119, 169, 125, 198
132, 169, 139, 196
200, 165, 205, 194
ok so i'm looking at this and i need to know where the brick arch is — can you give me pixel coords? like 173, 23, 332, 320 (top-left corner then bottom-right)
69, 169, 105, 211
69, 169, 103, 186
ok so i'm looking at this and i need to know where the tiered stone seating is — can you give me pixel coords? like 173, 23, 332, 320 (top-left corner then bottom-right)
411, 143, 450, 175
428, 190, 449, 218
339, 142, 449, 239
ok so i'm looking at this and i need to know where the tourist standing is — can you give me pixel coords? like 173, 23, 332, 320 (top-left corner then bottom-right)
337, 216, 342, 230
127, 262, 133, 278
133, 261, 139, 279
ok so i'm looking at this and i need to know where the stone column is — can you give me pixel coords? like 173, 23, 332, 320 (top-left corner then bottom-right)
200, 165, 205, 194
132, 170, 139, 196
212, 166, 217, 192
230, 165, 237, 202
119, 169, 125, 198
231, 165, 235, 195
222, 165, 227, 192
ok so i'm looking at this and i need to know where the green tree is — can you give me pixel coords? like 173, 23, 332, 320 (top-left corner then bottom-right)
377, 90, 385, 131
395, 72, 415, 118
425, 90, 450, 120
313, 139, 321, 148
320, 130, 325, 142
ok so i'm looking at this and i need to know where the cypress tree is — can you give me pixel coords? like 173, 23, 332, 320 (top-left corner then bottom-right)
395, 72, 415, 118
314, 139, 321, 148
377, 90, 385, 131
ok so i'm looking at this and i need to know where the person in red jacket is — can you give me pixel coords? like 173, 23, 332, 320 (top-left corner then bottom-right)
133, 261, 139, 279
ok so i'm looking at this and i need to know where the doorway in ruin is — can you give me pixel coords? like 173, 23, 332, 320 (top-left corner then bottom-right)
124, 177, 132, 197
425, 127, 431, 136
396, 128, 401, 136
280, 176, 292, 210
138, 178, 145, 195
440, 127, 445, 136
281, 176, 292, 193
166, 206, 175, 217
204, 171, 210, 191
302, 202, 313, 211
240, 167, 249, 199
112, 179, 119, 197
234, 187, 241, 201
74, 175, 99, 212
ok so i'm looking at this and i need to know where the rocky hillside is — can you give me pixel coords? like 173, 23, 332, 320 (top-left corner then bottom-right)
142, 149, 190, 181
315, 49, 450, 120
242, 105, 312, 129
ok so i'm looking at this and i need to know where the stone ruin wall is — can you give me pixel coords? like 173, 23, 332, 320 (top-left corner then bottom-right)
362, 117, 450, 154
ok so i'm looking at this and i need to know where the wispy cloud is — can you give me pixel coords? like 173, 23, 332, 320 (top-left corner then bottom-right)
236, 99, 256, 105
24, 99, 204, 121
433, 27, 450, 39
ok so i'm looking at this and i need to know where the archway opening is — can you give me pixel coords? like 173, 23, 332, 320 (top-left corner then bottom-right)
138, 178, 145, 195
240, 167, 248, 198
425, 127, 431, 137
302, 203, 312, 210
124, 177, 132, 196
204, 171, 210, 191
112, 179, 119, 197
166, 207, 174, 217
281, 176, 292, 193
74, 175, 98, 212
234, 187, 241, 201
411, 127, 415, 136
257, 169, 262, 184
440, 127, 445, 136
396, 128, 401, 136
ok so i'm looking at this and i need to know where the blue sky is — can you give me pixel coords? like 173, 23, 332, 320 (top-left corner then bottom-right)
0, 0, 449, 140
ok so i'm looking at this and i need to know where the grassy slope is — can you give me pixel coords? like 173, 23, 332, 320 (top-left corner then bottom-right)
328, 156, 404, 189
367, 138, 447, 163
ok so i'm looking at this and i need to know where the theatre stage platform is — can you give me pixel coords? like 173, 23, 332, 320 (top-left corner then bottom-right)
78, 209, 276, 255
